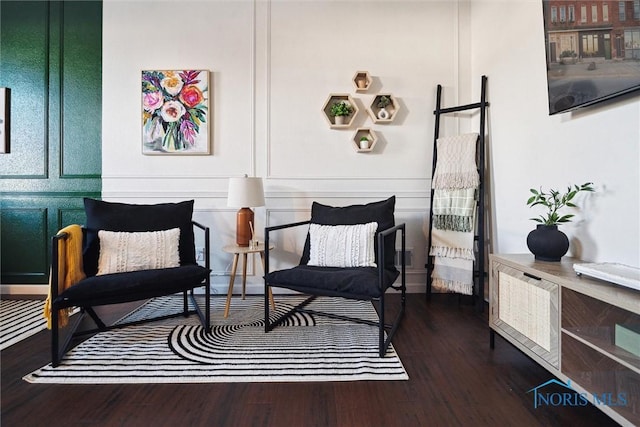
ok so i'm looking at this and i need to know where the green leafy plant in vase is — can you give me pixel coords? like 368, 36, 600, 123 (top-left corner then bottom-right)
376, 95, 391, 120
359, 136, 370, 149
377, 95, 391, 108
526, 182, 594, 261
330, 101, 353, 125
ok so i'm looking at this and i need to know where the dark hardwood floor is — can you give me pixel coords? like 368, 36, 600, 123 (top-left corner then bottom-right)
1, 294, 618, 427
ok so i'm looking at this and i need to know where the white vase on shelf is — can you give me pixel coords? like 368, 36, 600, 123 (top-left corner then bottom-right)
377, 108, 389, 120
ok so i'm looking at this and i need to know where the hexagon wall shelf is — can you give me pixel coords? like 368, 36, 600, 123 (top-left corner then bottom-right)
352, 128, 378, 153
367, 93, 400, 124
322, 93, 359, 129
352, 71, 371, 92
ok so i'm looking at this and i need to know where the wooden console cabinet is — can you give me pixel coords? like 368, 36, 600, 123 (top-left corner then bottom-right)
489, 254, 639, 426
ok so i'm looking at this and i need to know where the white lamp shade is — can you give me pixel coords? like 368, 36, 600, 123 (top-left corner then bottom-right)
227, 176, 265, 208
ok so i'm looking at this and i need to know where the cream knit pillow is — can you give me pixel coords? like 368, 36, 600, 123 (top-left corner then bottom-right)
97, 228, 181, 275
308, 222, 377, 268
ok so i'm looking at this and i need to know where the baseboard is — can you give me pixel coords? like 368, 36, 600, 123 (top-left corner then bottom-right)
212, 282, 425, 296
2, 282, 425, 297
1, 284, 49, 296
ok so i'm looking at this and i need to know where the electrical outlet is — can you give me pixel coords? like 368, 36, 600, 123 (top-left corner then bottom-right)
395, 248, 413, 268
196, 247, 205, 262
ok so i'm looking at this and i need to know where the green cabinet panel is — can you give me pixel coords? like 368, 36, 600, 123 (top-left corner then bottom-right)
61, 1, 102, 178
0, 1, 49, 178
1, 207, 48, 283
0, 1, 102, 286
59, 207, 88, 231
0, 195, 94, 284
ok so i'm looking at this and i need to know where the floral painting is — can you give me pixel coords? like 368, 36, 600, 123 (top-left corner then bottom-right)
142, 70, 209, 154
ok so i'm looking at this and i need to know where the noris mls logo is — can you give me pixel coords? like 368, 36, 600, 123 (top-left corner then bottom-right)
527, 379, 628, 409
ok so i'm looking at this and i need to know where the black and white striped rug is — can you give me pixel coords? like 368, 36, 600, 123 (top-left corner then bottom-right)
24, 295, 408, 384
1, 299, 46, 350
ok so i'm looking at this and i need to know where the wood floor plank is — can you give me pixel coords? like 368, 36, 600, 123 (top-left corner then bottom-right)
1, 294, 618, 426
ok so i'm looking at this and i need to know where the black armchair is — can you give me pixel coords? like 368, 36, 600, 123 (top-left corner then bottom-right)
264, 196, 406, 357
48, 199, 211, 367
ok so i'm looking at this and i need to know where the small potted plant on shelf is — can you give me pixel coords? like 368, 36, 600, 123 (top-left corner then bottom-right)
330, 101, 354, 125
359, 136, 370, 149
526, 182, 594, 262
376, 95, 391, 120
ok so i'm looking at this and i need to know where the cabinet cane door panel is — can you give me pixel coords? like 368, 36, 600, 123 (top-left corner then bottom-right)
490, 261, 560, 371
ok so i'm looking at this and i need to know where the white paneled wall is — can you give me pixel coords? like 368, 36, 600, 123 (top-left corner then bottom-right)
103, 0, 640, 296
102, 0, 459, 294
266, 1, 454, 180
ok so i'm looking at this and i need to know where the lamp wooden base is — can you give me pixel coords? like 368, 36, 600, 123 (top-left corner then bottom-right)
236, 207, 254, 247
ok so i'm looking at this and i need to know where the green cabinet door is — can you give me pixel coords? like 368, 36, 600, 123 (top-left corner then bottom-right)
0, 1, 102, 285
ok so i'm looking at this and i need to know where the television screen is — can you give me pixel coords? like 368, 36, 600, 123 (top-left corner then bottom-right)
542, 0, 640, 115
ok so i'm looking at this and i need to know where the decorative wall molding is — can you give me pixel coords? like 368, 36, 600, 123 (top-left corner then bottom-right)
100, 191, 230, 199
101, 175, 236, 179
1, 282, 425, 297
266, 190, 431, 199
101, 190, 432, 203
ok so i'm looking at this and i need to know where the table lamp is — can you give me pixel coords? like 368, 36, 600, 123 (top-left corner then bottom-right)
227, 175, 265, 246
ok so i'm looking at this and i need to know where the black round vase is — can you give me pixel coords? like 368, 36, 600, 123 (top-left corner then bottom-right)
526, 224, 569, 262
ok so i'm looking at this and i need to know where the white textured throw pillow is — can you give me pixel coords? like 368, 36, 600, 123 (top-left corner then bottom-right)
308, 222, 378, 268
97, 228, 181, 275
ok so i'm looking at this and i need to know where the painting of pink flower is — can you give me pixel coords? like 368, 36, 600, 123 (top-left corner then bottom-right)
142, 70, 209, 154
143, 91, 163, 112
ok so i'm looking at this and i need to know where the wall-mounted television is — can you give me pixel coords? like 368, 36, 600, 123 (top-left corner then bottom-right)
542, 0, 640, 115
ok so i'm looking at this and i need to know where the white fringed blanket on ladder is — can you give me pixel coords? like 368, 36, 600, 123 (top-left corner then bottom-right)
429, 133, 479, 295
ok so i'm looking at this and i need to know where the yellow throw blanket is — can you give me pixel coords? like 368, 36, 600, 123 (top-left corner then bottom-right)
43, 224, 86, 329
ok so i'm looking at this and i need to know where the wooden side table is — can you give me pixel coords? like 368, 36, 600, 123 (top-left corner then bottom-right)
222, 243, 275, 318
